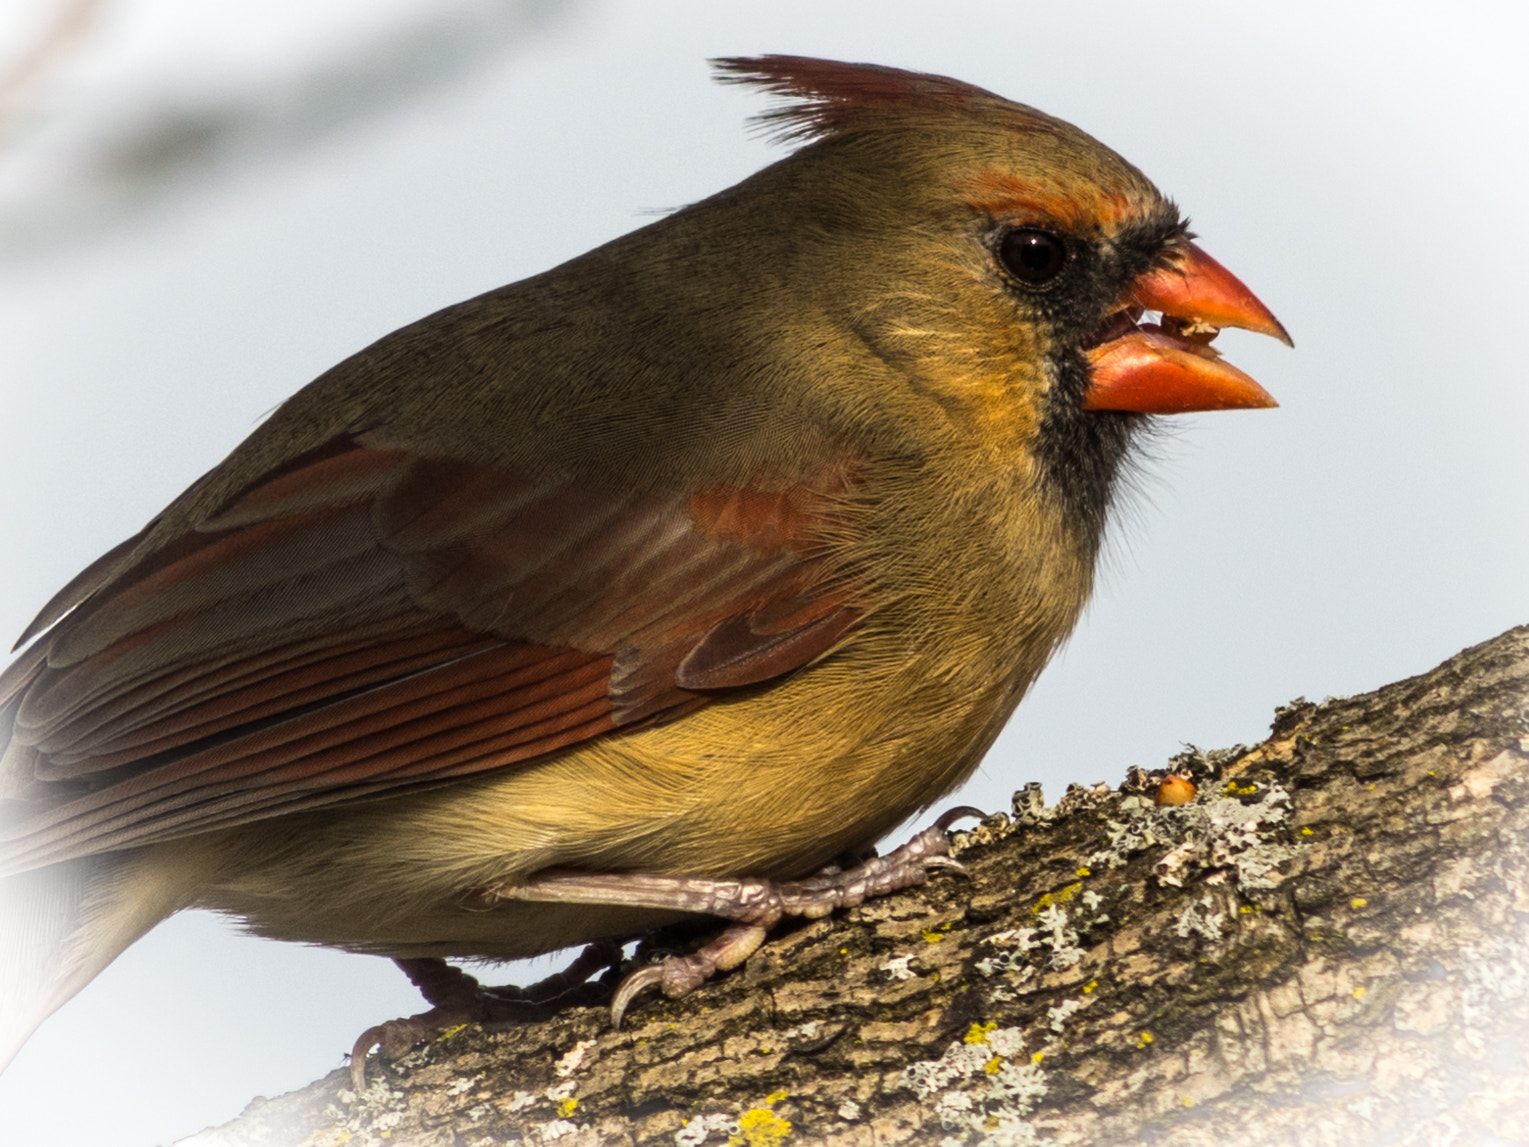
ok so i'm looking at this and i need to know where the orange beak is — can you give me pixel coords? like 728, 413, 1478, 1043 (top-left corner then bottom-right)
1082, 240, 1291, 414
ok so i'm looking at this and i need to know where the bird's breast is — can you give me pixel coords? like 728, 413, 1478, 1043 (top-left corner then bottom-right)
197, 447, 1093, 957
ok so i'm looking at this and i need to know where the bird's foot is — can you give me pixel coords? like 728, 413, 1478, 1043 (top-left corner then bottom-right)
489, 805, 982, 1026
349, 940, 622, 1091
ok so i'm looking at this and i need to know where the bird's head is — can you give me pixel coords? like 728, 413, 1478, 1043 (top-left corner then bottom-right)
712, 55, 1290, 534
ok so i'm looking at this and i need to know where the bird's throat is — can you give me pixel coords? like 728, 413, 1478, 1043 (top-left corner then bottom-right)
1034, 359, 1140, 559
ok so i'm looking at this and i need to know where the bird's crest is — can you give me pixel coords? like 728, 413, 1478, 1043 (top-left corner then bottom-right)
712, 55, 1058, 144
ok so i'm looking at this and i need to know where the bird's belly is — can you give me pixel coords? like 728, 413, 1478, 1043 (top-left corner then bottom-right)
194, 641, 1021, 958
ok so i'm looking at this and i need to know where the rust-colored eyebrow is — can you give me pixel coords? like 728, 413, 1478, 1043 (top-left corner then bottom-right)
963, 170, 1138, 233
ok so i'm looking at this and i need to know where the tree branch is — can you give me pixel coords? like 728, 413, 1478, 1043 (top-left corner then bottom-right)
182, 624, 1529, 1146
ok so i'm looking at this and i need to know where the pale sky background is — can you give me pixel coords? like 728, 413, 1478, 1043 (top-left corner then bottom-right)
0, 1, 1524, 1143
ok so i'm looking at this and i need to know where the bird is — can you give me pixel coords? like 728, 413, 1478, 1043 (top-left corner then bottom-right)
0, 55, 1289, 1079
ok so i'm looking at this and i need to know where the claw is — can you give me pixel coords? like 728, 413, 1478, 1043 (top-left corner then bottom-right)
350, 1026, 385, 1093
935, 805, 987, 831
610, 919, 770, 1026
610, 964, 668, 1028
921, 855, 970, 878
348, 1007, 464, 1092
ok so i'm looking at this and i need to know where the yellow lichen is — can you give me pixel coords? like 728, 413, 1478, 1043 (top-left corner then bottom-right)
558, 1097, 578, 1118
965, 1022, 998, 1045
1135, 1032, 1154, 1049
1350, 898, 1368, 909
984, 1056, 1003, 1074
765, 1090, 789, 1104
1082, 980, 1097, 994
730, 1107, 792, 1146
436, 1024, 468, 1042
1033, 883, 1083, 914
1075, 867, 1091, 877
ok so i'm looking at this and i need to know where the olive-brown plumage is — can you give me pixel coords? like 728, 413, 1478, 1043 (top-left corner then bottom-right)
0, 56, 1286, 1069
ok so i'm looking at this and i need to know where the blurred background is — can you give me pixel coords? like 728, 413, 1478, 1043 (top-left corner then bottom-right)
0, 1, 1523, 1142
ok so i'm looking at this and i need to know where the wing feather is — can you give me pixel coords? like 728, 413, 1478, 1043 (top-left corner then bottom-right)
0, 438, 865, 876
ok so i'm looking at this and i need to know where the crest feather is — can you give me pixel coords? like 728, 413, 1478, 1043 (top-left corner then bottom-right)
712, 55, 1053, 143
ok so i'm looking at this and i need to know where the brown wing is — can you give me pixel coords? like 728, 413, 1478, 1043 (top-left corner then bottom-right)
0, 436, 865, 875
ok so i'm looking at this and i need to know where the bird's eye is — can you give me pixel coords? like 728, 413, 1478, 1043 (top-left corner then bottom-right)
997, 228, 1067, 287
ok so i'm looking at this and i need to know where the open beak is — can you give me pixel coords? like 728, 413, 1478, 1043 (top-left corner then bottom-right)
1082, 240, 1291, 414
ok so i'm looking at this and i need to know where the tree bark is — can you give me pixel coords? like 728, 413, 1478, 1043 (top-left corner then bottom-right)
181, 624, 1529, 1146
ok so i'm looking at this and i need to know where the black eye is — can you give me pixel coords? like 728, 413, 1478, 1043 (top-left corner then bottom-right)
997, 228, 1067, 287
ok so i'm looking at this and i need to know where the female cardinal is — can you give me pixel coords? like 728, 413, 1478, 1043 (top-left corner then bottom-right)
0, 56, 1288, 1076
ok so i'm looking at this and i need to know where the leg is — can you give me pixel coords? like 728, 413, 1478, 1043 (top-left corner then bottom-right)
486, 806, 980, 1026
349, 940, 622, 1091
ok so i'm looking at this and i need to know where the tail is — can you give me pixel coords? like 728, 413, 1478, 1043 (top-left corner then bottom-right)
0, 853, 182, 1072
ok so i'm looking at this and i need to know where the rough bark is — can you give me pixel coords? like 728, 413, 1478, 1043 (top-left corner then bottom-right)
181, 624, 1529, 1147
